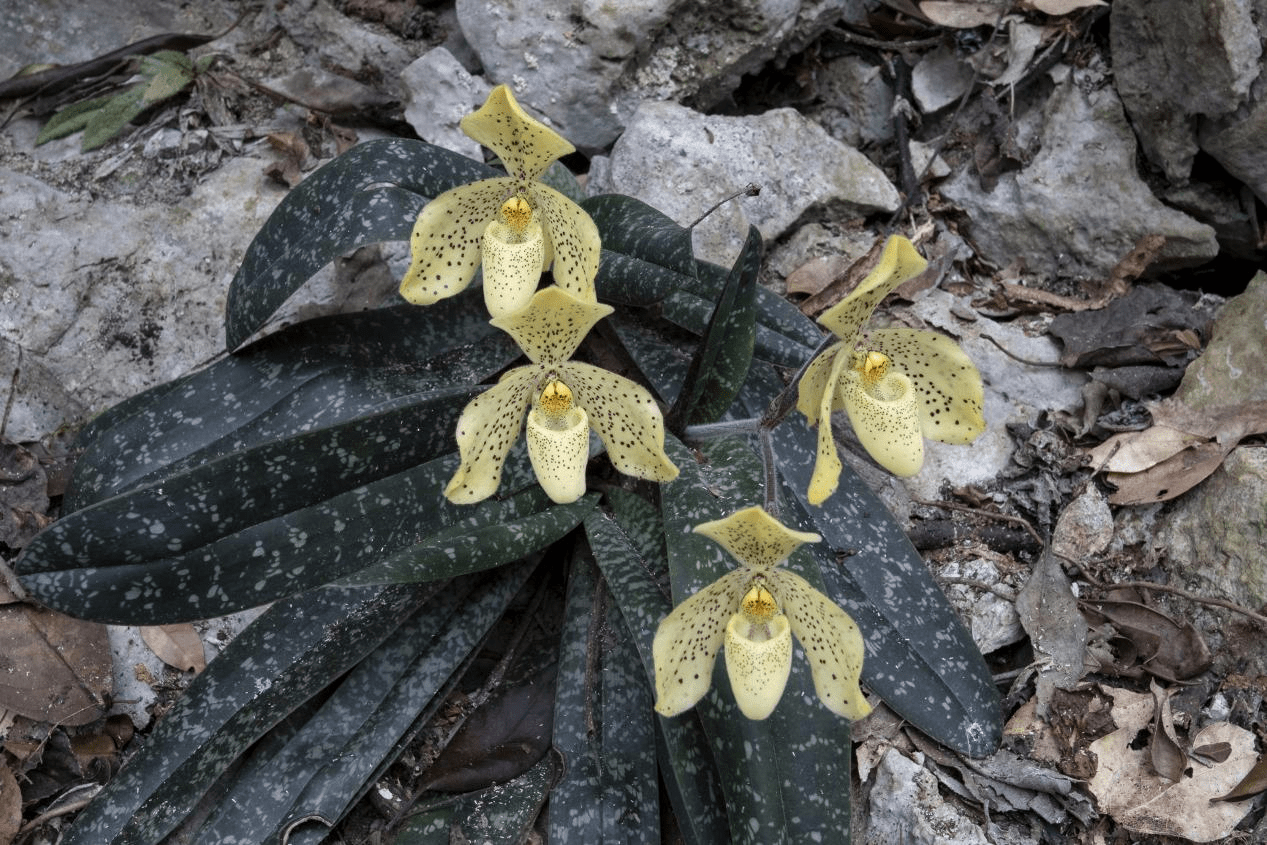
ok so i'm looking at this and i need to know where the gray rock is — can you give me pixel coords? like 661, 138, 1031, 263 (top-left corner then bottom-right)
271, 0, 416, 83
1111, 0, 1261, 183
456, 0, 865, 151
401, 47, 493, 160
1159, 446, 1267, 610
0, 156, 289, 439
454, 0, 629, 151
865, 748, 992, 845
592, 100, 899, 266
1175, 271, 1267, 410
807, 54, 895, 148
911, 45, 974, 114
940, 70, 1218, 280
1199, 73, 1267, 207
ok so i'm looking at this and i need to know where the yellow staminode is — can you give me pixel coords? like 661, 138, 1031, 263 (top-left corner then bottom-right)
399, 85, 600, 317
795, 235, 986, 503
652, 506, 871, 721
444, 287, 678, 506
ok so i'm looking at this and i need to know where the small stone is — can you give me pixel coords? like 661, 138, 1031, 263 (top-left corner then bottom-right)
401, 47, 492, 160
1052, 488, 1114, 561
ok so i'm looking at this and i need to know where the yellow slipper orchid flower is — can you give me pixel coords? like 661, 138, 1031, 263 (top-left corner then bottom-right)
444, 287, 678, 505
796, 235, 985, 503
399, 85, 601, 317
653, 506, 871, 721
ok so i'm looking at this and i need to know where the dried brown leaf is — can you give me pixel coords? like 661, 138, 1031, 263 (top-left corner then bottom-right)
1214, 754, 1267, 801
0, 604, 111, 726
1015, 548, 1088, 718
1103, 440, 1227, 505
1081, 599, 1212, 682
0, 762, 18, 845
785, 255, 851, 298
1087, 425, 1204, 474
1148, 679, 1185, 782
140, 623, 206, 673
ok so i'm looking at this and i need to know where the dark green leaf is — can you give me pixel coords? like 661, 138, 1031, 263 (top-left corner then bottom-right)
341, 491, 598, 585
662, 259, 820, 369
659, 435, 853, 845
226, 139, 498, 349
666, 225, 760, 431
550, 553, 659, 844
582, 194, 697, 306
67, 296, 515, 510
59, 582, 434, 845
192, 562, 535, 844
398, 754, 562, 845
610, 318, 690, 408
584, 503, 728, 845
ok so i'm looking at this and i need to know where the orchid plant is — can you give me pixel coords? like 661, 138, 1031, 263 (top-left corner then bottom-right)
14, 85, 1000, 845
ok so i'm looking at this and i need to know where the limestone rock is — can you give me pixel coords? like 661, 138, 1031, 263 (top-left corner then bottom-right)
1175, 271, 1267, 409
1159, 446, 1267, 610
1111, 0, 1261, 182
591, 100, 899, 266
401, 47, 493, 160
940, 71, 1218, 280
455, 0, 864, 151
0, 157, 287, 439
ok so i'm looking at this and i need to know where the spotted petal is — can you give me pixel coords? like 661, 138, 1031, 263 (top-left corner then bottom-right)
400, 177, 515, 306
460, 85, 574, 183
481, 219, 546, 318
490, 287, 614, 364
838, 366, 924, 477
693, 506, 820, 570
724, 612, 793, 720
533, 184, 600, 301
770, 569, 871, 720
525, 404, 590, 504
867, 328, 985, 444
653, 568, 751, 717
444, 366, 540, 504
795, 342, 843, 428
557, 361, 678, 483
817, 235, 927, 342
807, 343, 853, 505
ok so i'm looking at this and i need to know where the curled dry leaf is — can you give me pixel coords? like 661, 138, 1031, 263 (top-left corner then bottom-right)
1015, 548, 1087, 718
1089, 686, 1257, 842
0, 604, 111, 726
1148, 679, 1184, 783
139, 623, 206, 673
1080, 599, 1212, 682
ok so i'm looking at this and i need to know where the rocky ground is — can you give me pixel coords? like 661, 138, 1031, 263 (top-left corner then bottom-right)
1, 0, 1266, 843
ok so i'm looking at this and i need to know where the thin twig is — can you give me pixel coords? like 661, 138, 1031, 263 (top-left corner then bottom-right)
758, 427, 780, 519
938, 576, 1017, 602
1064, 560, 1267, 630
688, 183, 761, 230
981, 333, 1063, 368
912, 497, 1046, 548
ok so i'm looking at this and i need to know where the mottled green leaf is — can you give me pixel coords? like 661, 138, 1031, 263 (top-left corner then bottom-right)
59, 582, 433, 845
585, 502, 728, 845
191, 562, 534, 845
582, 194, 697, 306
550, 553, 659, 844
659, 435, 853, 845
341, 491, 598, 585
666, 225, 760, 431
68, 292, 511, 510
450, 754, 562, 844
226, 139, 498, 348
662, 261, 820, 369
